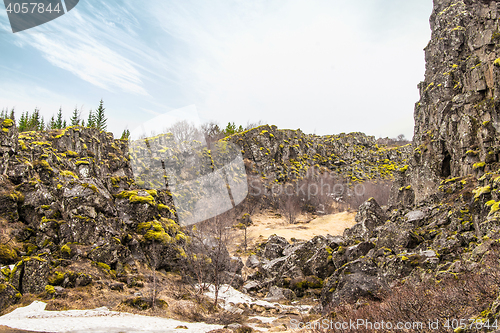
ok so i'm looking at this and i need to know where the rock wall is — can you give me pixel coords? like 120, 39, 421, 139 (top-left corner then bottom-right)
409, 0, 500, 203
226, 125, 407, 184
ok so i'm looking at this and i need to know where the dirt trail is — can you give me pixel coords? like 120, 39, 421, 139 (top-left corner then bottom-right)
229, 211, 357, 254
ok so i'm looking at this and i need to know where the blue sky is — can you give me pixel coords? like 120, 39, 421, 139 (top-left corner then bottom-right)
0, 0, 433, 139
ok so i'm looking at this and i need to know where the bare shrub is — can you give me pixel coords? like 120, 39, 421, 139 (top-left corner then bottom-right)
164, 120, 204, 143
311, 258, 500, 333
276, 183, 301, 224
344, 180, 393, 210
179, 211, 236, 307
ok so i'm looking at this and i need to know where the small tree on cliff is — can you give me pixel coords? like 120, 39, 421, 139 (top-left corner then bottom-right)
55, 108, 64, 129
181, 212, 235, 308
94, 99, 107, 131
120, 129, 130, 140
70, 106, 82, 126
87, 109, 95, 128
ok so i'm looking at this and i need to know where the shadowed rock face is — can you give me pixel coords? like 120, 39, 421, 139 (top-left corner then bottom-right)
408, 0, 500, 204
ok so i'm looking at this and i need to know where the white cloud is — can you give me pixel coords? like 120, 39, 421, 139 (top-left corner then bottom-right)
12, 2, 150, 96
148, 0, 432, 139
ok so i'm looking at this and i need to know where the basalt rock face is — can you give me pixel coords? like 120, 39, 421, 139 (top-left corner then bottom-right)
227, 125, 407, 184
408, 0, 500, 204
0, 124, 190, 311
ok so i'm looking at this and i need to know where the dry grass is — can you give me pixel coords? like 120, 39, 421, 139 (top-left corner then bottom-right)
2, 260, 242, 325
0, 326, 48, 333
284, 250, 500, 333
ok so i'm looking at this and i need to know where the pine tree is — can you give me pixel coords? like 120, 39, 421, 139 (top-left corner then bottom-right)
87, 110, 95, 128
27, 109, 41, 131
9, 108, 15, 123
38, 116, 45, 131
94, 99, 107, 131
55, 108, 63, 129
70, 106, 81, 126
48, 115, 56, 129
120, 129, 130, 140
18, 112, 27, 132
63, 120, 66, 128
224, 122, 237, 135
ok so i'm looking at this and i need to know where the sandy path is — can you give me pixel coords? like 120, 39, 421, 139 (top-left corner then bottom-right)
229, 211, 357, 254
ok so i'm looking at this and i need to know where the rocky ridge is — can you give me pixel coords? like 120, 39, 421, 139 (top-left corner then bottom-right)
0, 119, 405, 315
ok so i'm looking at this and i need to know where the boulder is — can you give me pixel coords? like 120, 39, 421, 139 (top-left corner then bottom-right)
263, 235, 289, 260
0, 283, 18, 310
344, 198, 387, 241
242, 280, 261, 293
321, 258, 387, 308
10, 255, 51, 295
245, 255, 260, 269
265, 285, 295, 301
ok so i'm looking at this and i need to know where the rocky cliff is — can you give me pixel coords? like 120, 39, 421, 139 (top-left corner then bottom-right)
226, 125, 408, 184
4, 0, 500, 325
408, 0, 500, 204
0, 119, 406, 314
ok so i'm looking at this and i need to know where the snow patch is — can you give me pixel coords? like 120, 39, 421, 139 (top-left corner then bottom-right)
0, 301, 222, 333
203, 284, 312, 313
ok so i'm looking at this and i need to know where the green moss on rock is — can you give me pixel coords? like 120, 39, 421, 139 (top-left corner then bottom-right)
0, 244, 17, 262
2, 119, 14, 128
48, 271, 65, 285
473, 162, 486, 170
61, 244, 72, 256
45, 285, 55, 294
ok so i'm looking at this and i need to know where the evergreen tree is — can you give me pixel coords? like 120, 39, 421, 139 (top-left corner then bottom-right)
48, 115, 56, 130
70, 106, 81, 126
27, 109, 41, 131
94, 99, 107, 131
224, 122, 237, 135
9, 108, 15, 123
63, 120, 67, 128
18, 112, 27, 132
38, 116, 45, 131
120, 129, 130, 140
55, 108, 63, 129
87, 109, 95, 128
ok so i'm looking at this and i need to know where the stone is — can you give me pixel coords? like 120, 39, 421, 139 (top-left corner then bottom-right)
245, 255, 260, 268
263, 235, 289, 260
265, 286, 295, 301
242, 280, 261, 293
109, 282, 125, 291
344, 198, 387, 241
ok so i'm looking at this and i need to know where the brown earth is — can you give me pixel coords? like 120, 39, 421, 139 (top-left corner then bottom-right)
229, 210, 356, 255
0, 327, 49, 333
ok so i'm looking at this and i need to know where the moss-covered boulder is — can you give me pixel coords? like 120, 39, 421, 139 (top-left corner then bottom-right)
10, 255, 51, 295
0, 283, 19, 311
0, 244, 18, 265
343, 197, 387, 241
